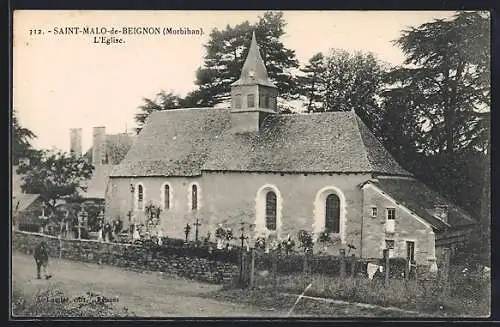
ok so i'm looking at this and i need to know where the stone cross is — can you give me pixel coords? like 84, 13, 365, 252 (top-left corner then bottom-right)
194, 218, 201, 243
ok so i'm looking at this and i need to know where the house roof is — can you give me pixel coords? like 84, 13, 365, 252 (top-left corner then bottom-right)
110, 108, 412, 177
79, 164, 114, 199
231, 32, 276, 88
367, 178, 477, 231
85, 133, 135, 165
12, 193, 40, 212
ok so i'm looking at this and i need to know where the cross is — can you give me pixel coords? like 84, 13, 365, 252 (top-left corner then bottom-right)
239, 221, 248, 250
194, 218, 201, 243
38, 202, 49, 233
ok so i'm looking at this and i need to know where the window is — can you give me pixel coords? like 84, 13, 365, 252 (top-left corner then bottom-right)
325, 194, 340, 233
265, 191, 277, 230
265, 96, 270, 108
371, 206, 378, 218
234, 94, 242, 109
385, 239, 395, 249
191, 185, 198, 211
163, 184, 170, 210
247, 94, 255, 108
137, 184, 144, 211
387, 208, 396, 220
406, 241, 415, 263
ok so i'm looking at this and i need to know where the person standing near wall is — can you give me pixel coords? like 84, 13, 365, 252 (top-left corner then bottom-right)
34, 240, 52, 280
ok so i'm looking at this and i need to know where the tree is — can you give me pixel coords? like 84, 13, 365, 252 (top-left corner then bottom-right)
12, 110, 39, 165
17, 150, 94, 210
134, 91, 183, 134
301, 49, 387, 129
391, 11, 490, 157
297, 52, 326, 112
190, 11, 299, 107
383, 11, 490, 234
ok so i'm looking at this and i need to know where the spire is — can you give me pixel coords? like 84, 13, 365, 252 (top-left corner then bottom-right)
232, 31, 276, 88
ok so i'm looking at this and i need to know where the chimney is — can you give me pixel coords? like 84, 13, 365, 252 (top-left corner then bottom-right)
92, 126, 106, 165
434, 204, 448, 224
70, 128, 82, 156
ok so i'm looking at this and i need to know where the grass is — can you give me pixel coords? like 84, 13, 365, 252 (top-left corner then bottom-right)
217, 268, 490, 317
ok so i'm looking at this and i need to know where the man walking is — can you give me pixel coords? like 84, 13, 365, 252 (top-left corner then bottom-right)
34, 240, 52, 280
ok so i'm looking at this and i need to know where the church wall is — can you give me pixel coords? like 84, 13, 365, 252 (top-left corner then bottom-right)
361, 184, 436, 266
200, 171, 370, 256
105, 176, 202, 240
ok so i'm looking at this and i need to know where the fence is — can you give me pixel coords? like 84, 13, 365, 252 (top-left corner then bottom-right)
236, 247, 452, 291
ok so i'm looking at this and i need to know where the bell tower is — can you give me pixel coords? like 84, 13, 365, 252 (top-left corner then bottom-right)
230, 31, 278, 133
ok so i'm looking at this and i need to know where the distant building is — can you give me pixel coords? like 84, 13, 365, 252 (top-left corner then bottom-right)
70, 127, 135, 201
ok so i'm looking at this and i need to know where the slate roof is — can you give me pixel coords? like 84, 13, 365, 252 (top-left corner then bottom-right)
110, 108, 412, 177
110, 108, 232, 177
367, 178, 477, 231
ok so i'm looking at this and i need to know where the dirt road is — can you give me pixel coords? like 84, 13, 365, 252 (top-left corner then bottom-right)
12, 252, 286, 317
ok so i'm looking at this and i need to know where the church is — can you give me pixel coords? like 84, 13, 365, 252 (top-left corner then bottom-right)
105, 32, 476, 266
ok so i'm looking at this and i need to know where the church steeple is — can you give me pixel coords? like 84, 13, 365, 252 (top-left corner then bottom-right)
232, 31, 276, 88
230, 32, 278, 134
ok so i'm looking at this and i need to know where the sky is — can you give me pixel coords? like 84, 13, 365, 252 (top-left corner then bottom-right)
13, 10, 458, 152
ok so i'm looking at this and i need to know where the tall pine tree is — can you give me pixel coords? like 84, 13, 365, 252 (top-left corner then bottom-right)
297, 52, 326, 112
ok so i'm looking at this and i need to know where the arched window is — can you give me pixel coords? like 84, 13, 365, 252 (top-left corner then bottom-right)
247, 94, 255, 108
325, 194, 340, 233
163, 184, 170, 210
191, 184, 198, 211
136, 184, 144, 211
265, 191, 277, 230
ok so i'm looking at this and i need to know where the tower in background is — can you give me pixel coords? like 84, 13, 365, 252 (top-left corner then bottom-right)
92, 126, 106, 165
70, 128, 82, 157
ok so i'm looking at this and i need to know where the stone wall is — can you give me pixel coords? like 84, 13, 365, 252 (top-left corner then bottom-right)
12, 231, 238, 284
